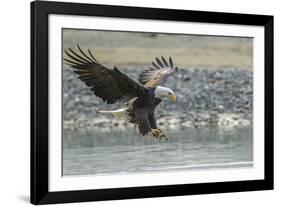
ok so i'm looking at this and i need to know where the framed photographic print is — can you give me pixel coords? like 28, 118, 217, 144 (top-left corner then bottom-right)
31, 0, 274, 204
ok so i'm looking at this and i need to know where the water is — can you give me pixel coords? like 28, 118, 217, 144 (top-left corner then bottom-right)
63, 126, 253, 176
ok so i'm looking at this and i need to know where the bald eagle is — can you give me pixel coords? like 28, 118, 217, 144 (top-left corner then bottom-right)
64, 44, 178, 140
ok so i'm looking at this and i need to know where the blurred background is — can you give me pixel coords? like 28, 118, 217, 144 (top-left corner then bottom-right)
63, 29, 253, 68
62, 29, 253, 176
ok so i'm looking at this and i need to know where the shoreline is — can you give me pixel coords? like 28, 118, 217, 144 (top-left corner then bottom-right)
63, 112, 252, 132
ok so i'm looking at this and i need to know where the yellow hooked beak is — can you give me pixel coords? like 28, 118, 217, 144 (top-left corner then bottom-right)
169, 94, 177, 103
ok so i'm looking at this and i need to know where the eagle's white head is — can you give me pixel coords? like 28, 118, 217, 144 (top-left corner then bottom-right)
154, 86, 177, 103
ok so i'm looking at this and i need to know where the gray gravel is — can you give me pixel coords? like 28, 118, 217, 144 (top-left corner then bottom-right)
63, 66, 253, 130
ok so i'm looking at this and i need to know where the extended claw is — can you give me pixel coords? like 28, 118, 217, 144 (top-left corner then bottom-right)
150, 128, 168, 141
159, 132, 168, 141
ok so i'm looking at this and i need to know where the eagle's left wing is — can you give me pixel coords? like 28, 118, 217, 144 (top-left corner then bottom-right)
64, 44, 147, 104
138, 57, 178, 88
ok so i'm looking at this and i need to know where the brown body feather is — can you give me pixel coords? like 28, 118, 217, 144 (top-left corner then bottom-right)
127, 89, 162, 135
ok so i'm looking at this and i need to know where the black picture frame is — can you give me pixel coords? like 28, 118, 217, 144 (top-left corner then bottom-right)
31, 0, 274, 205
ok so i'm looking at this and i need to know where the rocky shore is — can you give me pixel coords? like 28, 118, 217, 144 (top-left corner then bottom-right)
63, 66, 253, 131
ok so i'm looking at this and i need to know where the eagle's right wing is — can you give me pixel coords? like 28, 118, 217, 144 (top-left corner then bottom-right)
138, 57, 178, 88
64, 44, 147, 104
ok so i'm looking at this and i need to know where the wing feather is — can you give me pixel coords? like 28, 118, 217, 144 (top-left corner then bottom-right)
64, 50, 87, 64
156, 57, 164, 68
63, 58, 80, 66
88, 49, 98, 62
169, 57, 174, 68
152, 61, 161, 69
161, 56, 169, 67
76, 44, 94, 63
68, 48, 92, 64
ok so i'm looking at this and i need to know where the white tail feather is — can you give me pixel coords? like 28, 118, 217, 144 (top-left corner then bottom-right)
98, 108, 128, 119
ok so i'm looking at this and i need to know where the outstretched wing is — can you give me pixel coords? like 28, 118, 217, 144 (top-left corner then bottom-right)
64, 44, 147, 104
138, 56, 178, 87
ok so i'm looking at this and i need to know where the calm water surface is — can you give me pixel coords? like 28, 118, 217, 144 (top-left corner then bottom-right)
63, 126, 253, 176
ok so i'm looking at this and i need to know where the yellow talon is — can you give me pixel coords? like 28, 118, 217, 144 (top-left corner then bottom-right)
150, 128, 168, 141
150, 128, 161, 138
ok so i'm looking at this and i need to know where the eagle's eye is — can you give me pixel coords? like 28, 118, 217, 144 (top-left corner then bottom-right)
168, 91, 172, 95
